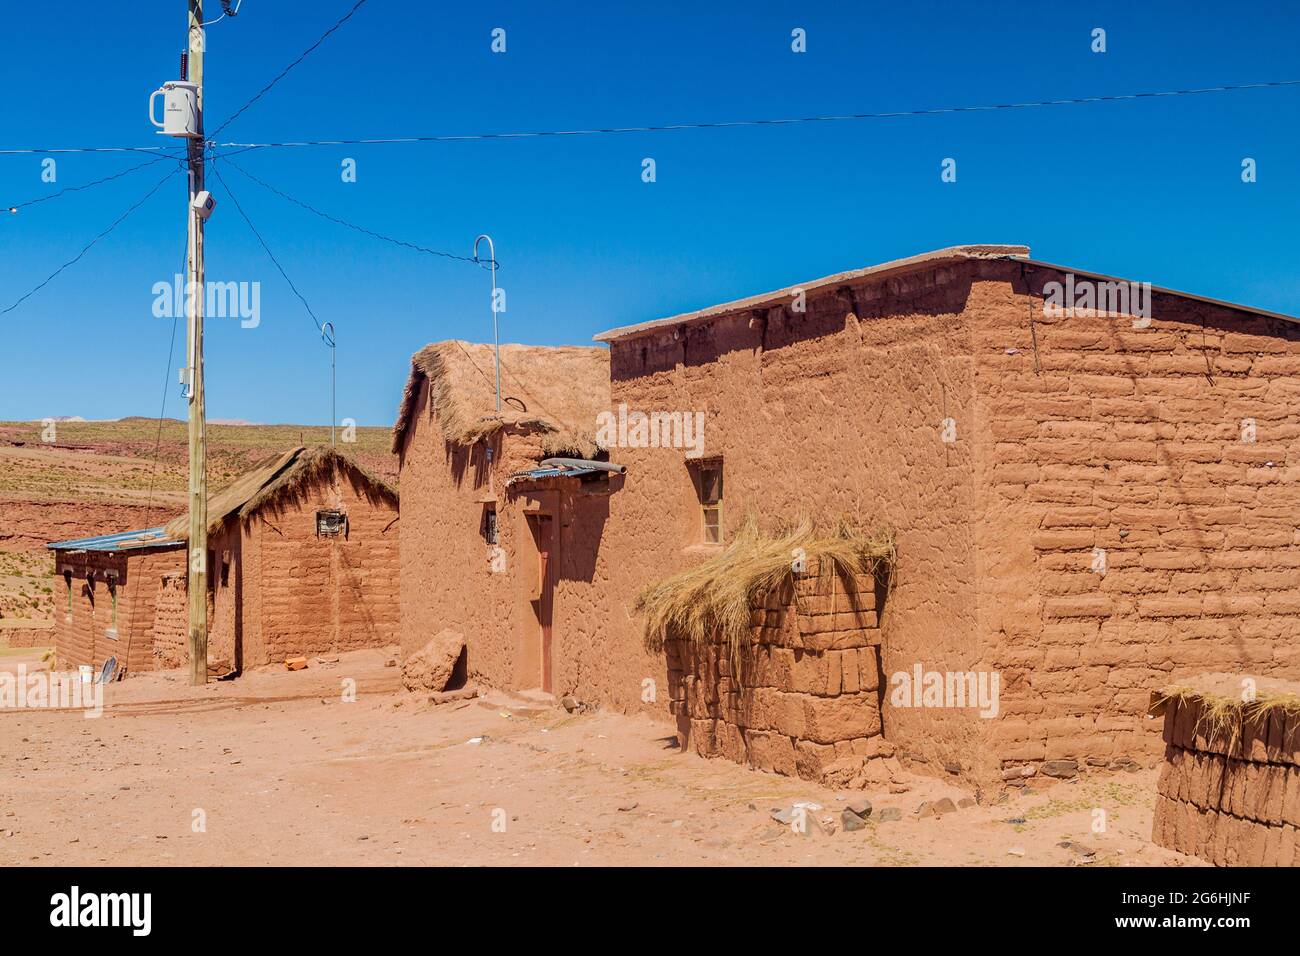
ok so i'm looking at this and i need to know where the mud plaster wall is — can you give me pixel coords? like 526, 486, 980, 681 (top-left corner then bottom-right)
399, 376, 542, 689
399, 375, 626, 696
976, 263, 1300, 775
1151, 695, 1300, 866
599, 262, 985, 768
668, 565, 885, 780
53, 547, 184, 673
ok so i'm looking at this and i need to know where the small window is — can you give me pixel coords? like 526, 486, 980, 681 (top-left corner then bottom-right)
106, 574, 119, 639
316, 509, 347, 537
220, 552, 230, 588
64, 571, 73, 614
482, 504, 499, 545
692, 460, 724, 544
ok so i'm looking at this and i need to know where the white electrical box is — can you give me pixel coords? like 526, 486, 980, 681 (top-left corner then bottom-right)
149, 81, 201, 139
192, 191, 216, 218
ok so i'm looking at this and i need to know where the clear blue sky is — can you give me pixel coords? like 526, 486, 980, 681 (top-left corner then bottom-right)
1, 1, 1297, 426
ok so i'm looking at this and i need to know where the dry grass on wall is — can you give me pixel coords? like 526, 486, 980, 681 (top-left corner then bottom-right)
1153, 679, 1300, 750
634, 516, 895, 670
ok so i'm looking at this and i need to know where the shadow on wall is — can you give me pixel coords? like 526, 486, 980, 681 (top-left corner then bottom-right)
446, 435, 498, 490
609, 270, 979, 381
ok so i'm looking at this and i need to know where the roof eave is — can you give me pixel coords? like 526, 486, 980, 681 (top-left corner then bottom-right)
592, 244, 1031, 343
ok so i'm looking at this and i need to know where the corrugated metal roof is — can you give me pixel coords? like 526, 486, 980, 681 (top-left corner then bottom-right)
46, 527, 181, 553
505, 465, 604, 486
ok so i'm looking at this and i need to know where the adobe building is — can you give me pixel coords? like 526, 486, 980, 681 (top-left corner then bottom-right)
46, 527, 185, 676
49, 446, 399, 677
393, 341, 620, 695
584, 243, 1300, 788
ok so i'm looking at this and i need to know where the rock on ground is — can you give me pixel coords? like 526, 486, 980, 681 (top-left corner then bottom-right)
401, 629, 465, 692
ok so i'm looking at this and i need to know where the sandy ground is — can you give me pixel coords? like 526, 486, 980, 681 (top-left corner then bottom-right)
0, 648, 1201, 867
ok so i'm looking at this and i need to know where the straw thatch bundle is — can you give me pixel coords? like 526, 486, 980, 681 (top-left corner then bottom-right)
392, 341, 609, 457
634, 517, 895, 668
161, 446, 398, 541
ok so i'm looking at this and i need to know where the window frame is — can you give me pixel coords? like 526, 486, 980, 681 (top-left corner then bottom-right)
690, 459, 724, 545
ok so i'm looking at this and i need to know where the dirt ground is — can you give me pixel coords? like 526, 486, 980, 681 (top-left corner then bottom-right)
0, 647, 1201, 867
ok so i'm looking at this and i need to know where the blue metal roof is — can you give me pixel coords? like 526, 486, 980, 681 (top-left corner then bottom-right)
47, 527, 181, 553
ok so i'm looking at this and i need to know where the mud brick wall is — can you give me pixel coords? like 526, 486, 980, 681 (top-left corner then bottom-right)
242, 476, 400, 668
53, 546, 184, 674
1151, 694, 1300, 866
150, 572, 186, 668
668, 566, 885, 780
976, 268, 1300, 776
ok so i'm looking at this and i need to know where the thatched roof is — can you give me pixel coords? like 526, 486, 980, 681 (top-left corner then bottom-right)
392, 340, 610, 458
161, 446, 398, 541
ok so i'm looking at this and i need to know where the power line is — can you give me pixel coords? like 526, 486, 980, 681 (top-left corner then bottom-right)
209, 161, 324, 334
210, 0, 371, 138
5, 77, 1298, 157
215, 154, 484, 265
0, 168, 180, 316
3, 153, 182, 213
208, 78, 1300, 150
0, 144, 176, 156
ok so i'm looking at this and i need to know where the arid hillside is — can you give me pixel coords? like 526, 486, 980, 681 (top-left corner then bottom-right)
0, 418, 396, 624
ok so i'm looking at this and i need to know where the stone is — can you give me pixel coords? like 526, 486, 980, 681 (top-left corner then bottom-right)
957, 797, 976, 809
878, 807, 902, 822
1007, 846, 1026, 857
916, 801, 935, 818
845, 797, 872, 819
401, 629, 465, 692
819, 757, 868, 789
1058, 840, 1096, 862
561, 695, 583, 713
933, 797, 957, 815
943, 761, 962, 774
841, 809, 867, 832
1040, 759, 1078, 779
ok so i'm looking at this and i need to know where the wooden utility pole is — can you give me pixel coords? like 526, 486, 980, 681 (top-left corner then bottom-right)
185, 0, 209, 685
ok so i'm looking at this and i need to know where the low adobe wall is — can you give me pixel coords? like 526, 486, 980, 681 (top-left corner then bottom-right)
0, 621, 54, 648
668, 565, 891, 783
1151, 685, 1300, 866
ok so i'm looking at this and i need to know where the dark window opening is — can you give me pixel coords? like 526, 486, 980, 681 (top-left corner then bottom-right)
690, 460, 724, 544
316, 509, 347, 537
482, 504, 498, 545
